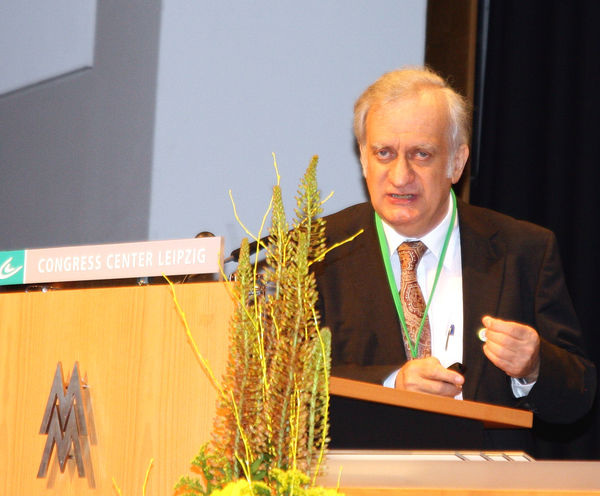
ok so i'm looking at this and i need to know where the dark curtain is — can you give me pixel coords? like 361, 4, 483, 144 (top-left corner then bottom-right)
470, 0, 600, 459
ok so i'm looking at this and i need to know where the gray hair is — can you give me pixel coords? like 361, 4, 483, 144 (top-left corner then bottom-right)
353, 67, 471, 155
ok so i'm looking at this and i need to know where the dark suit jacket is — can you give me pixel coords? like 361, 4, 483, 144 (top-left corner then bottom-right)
314, 200, 596, 429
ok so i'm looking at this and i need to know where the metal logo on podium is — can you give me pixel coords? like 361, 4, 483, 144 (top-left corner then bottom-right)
37, 362, 89, 478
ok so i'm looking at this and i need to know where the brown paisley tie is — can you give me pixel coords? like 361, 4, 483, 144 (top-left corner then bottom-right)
397, 241, 431, 359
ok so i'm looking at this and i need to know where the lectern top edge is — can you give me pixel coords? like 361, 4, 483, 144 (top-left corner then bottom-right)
329, 375, 533, 429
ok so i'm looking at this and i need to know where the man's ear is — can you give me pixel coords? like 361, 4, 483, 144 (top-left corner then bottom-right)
359, 144, 368, 178
451, 144, 469, 184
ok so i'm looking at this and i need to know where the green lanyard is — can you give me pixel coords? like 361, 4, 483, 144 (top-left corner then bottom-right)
374, 189, 457, 359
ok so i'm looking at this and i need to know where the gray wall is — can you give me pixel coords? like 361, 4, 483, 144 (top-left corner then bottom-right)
0, 0, 161, 250
0, 1, 426, 257
0, 0, 96, 95
150, 1, 427, 259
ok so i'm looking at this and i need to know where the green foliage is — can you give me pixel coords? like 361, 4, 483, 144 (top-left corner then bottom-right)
177, 156, 335, 496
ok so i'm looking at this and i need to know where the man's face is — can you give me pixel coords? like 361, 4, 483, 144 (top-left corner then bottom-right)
360, 91, 468, 238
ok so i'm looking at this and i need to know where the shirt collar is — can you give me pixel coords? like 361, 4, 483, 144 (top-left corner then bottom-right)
380, 193, 459, 268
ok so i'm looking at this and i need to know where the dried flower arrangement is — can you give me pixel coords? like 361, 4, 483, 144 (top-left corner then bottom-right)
174, 156, 341, 496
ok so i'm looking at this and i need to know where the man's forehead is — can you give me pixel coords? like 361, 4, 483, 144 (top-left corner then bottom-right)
365, 93, 451, 142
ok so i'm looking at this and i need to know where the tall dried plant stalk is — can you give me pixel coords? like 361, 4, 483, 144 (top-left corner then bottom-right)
176, 156, 332, 496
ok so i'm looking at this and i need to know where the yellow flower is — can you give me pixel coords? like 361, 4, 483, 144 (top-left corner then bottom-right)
209, 479, 253, 496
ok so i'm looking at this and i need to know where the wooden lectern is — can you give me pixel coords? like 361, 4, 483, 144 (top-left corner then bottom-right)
7, 280, 591, 496
0, 282, 232, 495
324, 380, 600, 495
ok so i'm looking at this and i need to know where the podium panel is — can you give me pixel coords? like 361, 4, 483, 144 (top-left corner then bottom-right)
330, 395, 484, 450
0, 282, 232, 495
328, 376, 532, 452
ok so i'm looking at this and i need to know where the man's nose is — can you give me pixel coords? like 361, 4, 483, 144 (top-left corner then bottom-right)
388, 156, 414, 186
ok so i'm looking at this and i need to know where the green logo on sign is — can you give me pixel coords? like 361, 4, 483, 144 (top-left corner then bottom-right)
0, 250, 25, 285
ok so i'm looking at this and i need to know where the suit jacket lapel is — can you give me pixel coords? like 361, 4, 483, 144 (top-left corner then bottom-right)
458, 202, 506, 400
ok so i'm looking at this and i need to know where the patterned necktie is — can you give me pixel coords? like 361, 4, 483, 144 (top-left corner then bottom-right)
397, 241, 431, 359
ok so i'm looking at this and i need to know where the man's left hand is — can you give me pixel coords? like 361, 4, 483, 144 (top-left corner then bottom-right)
481, 316, 540, 382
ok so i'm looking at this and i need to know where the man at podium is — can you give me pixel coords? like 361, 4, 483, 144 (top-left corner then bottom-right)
313, 67, 596, 451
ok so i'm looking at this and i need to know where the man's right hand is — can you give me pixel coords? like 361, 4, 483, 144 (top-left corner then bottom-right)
395, 356, 464, 397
